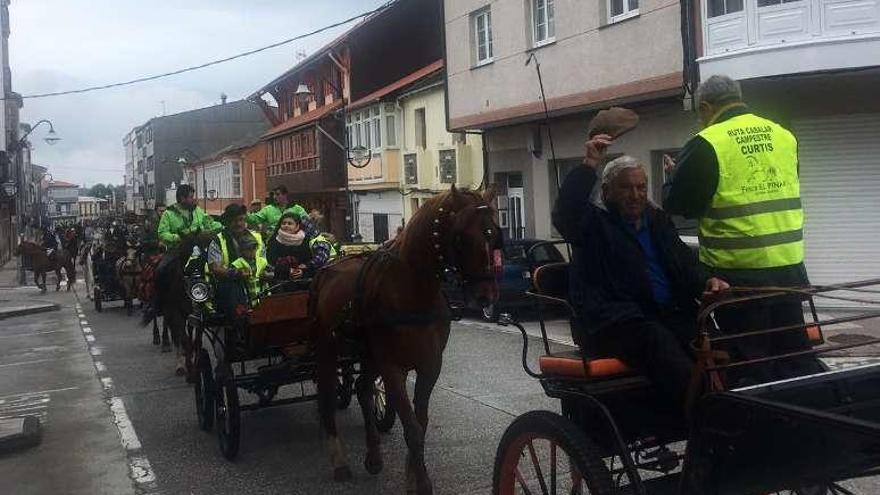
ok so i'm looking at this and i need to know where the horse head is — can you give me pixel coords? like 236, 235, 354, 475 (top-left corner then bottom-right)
399, 185, 502, 308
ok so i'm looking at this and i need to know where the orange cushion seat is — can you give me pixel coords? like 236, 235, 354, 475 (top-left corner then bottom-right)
539, 350, 634, 379
806, 324, 823, 346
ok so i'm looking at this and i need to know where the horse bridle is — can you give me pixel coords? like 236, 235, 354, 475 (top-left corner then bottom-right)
432, 204, 500, 285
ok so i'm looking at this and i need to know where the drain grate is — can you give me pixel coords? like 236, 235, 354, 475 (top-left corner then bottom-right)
828, 333, 877, 345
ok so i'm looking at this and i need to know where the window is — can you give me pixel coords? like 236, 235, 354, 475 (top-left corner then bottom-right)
363, 116, 371, 150
372, 108, 382, 149
708, 0, 743, 17
404, 154, 418, 185
415, 108, 427, 149
608, 0, 639, 23
146, 127, 153, 143
386, 114, 397, 146
452, 132, 467, 145
472, 8, 494, 65
146, 156, 154, 171
532, 0, 555, 46
439, 150, 457, 184
231, 161, 241, 197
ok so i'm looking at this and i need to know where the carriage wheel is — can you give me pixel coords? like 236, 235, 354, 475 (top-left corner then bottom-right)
94, 287, 103, 312
215, 368, 241, 460
493, 411, 614, 495
336, 365, 354, 410
374, 376, 396, 433
194, 348, 214, 432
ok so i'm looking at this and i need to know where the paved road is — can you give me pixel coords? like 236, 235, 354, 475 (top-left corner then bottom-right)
73, 287, 568, 495
0, 285, 134, 495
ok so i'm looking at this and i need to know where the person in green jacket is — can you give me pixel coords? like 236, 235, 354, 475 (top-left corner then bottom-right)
158, 184, 222, 250
142, 184, 221, 324
248, 184, 308, 234
230, 233, 273, 308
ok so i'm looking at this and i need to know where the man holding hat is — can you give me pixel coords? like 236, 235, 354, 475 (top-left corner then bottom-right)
552, 107, 729, 413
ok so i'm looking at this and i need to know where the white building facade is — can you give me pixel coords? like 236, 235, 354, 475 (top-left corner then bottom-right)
444, 0, 696, 240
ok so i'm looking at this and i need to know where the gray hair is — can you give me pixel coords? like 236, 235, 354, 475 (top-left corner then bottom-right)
696, 75, 742, 107
602, 155, 646, 185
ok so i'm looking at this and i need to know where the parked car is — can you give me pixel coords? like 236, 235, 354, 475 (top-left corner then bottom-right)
445, 238, 565, 321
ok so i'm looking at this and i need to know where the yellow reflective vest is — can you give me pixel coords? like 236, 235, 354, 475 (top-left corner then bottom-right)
217, 231, 265, 269
697, 113, 804, 269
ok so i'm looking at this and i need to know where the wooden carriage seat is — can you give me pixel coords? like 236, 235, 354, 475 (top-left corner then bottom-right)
530, 262, 825, 380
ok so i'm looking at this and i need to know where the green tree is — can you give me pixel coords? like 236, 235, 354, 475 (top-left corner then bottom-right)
89, 183, 111, 199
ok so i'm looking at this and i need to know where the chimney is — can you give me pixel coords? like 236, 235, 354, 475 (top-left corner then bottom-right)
220, 93, 228, 105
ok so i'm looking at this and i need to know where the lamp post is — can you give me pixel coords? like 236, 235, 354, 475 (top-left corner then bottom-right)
10, 120, 61, 285
293, 79, 370, 242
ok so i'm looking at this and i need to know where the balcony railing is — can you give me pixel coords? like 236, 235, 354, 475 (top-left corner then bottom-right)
703, 0, 880, 57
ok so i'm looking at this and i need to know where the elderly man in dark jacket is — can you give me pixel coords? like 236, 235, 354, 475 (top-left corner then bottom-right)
552, 133, 728, 411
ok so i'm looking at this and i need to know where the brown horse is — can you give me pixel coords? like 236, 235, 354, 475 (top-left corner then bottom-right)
16, 240, 76, 293
311, 186, 502, 494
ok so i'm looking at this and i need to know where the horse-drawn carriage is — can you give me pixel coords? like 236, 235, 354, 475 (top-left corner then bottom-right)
492, 241, 880, 494
88, 220, 143, 314
186, 277, 396, 460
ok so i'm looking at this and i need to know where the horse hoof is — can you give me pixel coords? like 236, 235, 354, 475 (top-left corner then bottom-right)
175, 366, 186, 377
161, 344, 171, 353
364, 452, 384, 475
152, 337, 160, 346
333, 466, 353, 482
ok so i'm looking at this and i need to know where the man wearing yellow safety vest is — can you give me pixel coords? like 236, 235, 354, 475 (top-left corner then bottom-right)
208, 204, 266, 316
664, 74, 821, 384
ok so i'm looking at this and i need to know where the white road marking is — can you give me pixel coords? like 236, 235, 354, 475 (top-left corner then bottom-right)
0, 358, 61, 368
74, 291, 158, 493
0, 386, 79, 401
109, 397, 142, 451
0, 329, 66, 339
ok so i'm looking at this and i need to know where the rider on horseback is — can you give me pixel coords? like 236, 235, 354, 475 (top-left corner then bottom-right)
42, 225, 60, 262
142, 184, 221, 324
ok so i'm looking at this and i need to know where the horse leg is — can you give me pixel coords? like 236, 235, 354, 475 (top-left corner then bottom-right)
152, 316, 160, 346
55, 267, 62, 291
317, 336, 353, 482
411, 365, 441, 493
161, 317, 172, 353
172, 313, 190, 378
381, 363, 432, 495
355, 363, 383, 475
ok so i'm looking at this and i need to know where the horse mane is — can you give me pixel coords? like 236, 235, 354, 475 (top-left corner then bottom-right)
396, 187, 489, 270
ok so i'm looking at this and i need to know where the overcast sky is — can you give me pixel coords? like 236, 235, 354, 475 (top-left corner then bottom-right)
9, 0, 386, 187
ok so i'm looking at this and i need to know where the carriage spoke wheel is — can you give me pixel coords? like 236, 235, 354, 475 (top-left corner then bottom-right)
373, 376, 396, 433
494, 411, 614, 495
215, 368, 240, 460
193, 348, 214, 432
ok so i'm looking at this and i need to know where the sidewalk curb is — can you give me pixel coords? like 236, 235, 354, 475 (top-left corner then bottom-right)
0, 303, 60, 320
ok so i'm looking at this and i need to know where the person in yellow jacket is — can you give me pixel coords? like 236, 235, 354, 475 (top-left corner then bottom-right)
230, 234, 273, 308
664, 74, 821, 384
207, 204, 265, 316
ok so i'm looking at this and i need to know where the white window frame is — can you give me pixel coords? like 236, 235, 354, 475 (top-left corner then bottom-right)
532, 0, 555, 47
473, 8, 494, 66
607, 0, 639, 24
346, 105, 399, 153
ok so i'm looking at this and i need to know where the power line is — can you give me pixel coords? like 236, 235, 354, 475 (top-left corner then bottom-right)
8, 3, 391, 101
